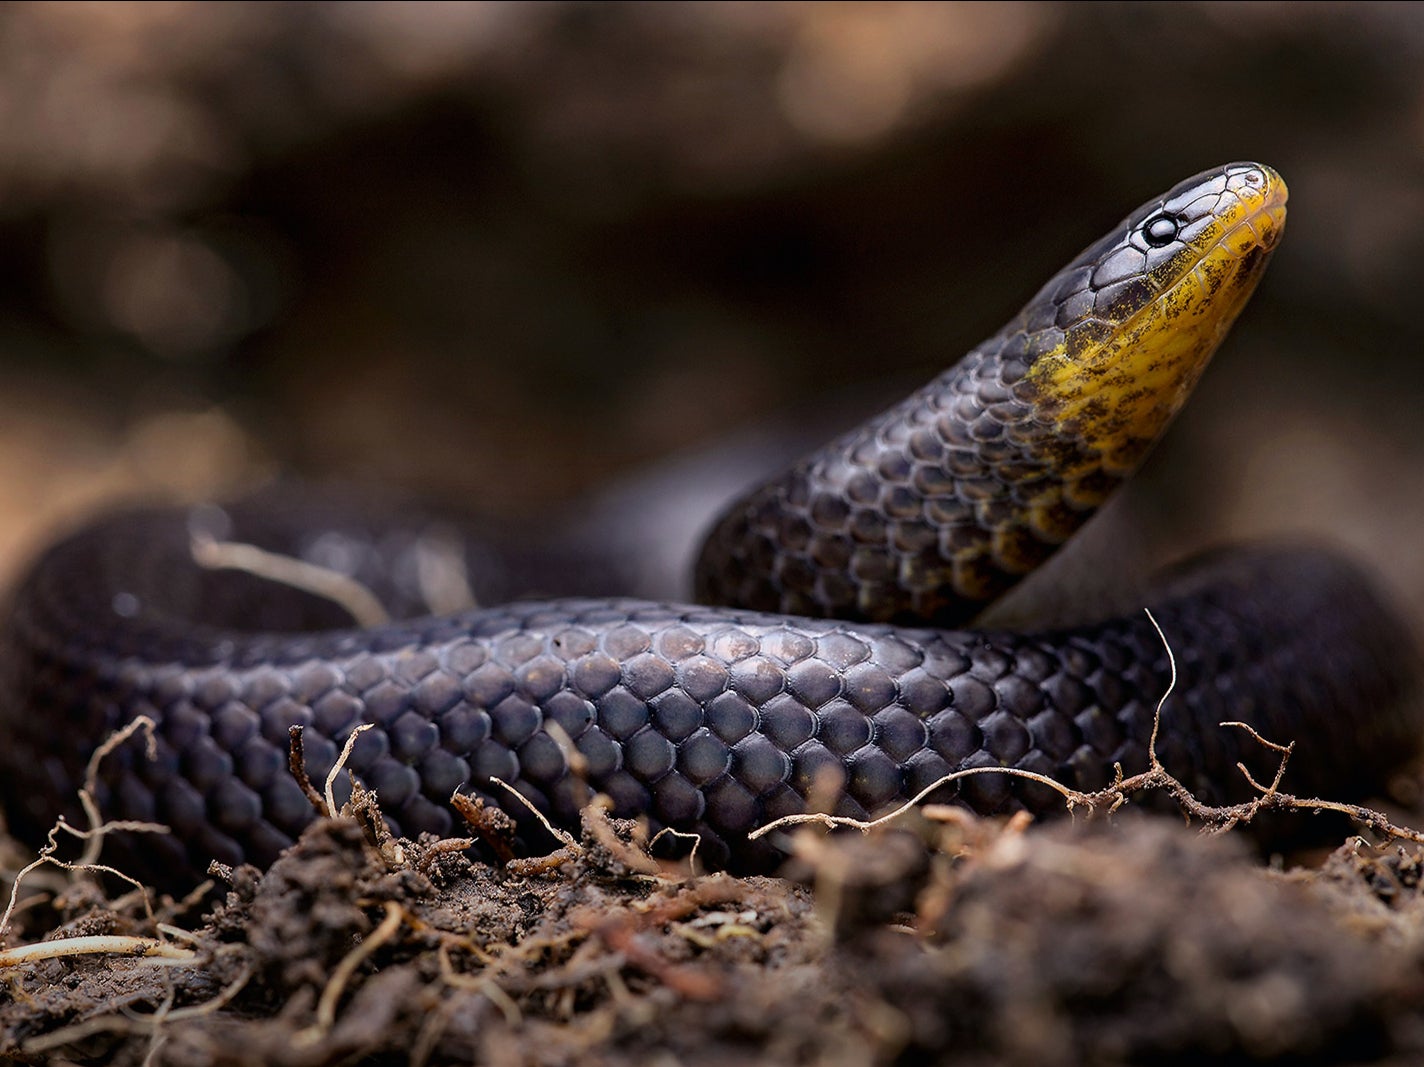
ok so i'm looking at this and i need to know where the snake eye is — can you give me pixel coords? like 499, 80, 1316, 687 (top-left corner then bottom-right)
1142, 214, 1180, 247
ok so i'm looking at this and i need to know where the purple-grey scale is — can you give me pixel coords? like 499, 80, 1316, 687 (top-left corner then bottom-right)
0, 163, 1420, 884
697, 165, 1266, 627
0, 503, 1416, 881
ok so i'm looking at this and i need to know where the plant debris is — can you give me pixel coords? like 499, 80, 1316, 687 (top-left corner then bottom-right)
6, 705, 1424, 1067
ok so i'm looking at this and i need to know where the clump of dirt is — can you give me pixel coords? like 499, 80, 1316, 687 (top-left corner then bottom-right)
901, 819, 1423, 1065
6, 799, 1424, 1067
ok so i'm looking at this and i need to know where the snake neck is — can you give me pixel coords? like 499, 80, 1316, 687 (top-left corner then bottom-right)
693, 346, 1090, 626
695, 163, 1287, 625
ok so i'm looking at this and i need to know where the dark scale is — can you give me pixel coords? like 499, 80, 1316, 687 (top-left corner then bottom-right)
0, 162, 1418, 885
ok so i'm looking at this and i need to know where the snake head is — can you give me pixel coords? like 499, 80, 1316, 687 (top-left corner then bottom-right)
1012, 162, 1288, 490
697, 163, 1290, 623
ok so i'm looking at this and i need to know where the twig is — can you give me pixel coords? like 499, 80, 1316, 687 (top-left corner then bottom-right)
288, 726, 327, 815
449, 792, 519, 864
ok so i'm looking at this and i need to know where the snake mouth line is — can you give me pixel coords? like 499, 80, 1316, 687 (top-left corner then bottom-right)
1185, 174, 1287, 293
1102, 163, 1289, 342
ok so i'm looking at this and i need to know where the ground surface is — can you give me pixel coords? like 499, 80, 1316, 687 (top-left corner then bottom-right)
6, 767, 1424, 1066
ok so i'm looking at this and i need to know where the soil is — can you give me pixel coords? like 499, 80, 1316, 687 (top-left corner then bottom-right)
3, 7, 1424, 1065
6, 776, 1424, 1066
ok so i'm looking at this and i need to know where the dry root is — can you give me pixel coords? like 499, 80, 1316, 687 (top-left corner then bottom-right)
751, 609, 1424, 848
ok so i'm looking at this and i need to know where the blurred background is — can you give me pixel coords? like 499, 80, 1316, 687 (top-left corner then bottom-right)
1, 2, 1422, 624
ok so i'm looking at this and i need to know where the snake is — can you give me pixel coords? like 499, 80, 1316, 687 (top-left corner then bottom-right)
1, 161, 1419, 884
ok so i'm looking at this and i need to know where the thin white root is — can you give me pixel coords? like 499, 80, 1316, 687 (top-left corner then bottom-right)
414, 524, 478, 614
295, 901, 404, 1045
2, 716, 171, 939
79, 716, 162, 867
191, 534, 390, 627
325, 723, 374, 817
489, 777, 579, 848
647, 826, 703, 876
749, 764, 1077, 840
1143, 607, 1176, 772
0, 935, 196, 968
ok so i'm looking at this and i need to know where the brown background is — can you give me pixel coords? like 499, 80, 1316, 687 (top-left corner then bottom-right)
0, 3, 1421, 624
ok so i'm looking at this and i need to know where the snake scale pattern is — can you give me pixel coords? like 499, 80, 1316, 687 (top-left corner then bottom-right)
1, 163, 1418, 882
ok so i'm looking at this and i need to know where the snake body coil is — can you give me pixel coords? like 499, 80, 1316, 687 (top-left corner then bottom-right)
1, 163, 1418, 881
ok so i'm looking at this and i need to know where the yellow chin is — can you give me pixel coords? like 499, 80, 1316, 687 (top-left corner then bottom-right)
1021, 195, 1287, 507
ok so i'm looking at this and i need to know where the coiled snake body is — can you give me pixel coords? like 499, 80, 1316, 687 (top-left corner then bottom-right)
1, 163, 1418, 881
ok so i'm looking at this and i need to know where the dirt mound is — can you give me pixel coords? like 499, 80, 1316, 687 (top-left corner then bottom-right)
6, 796, 1424, 1066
